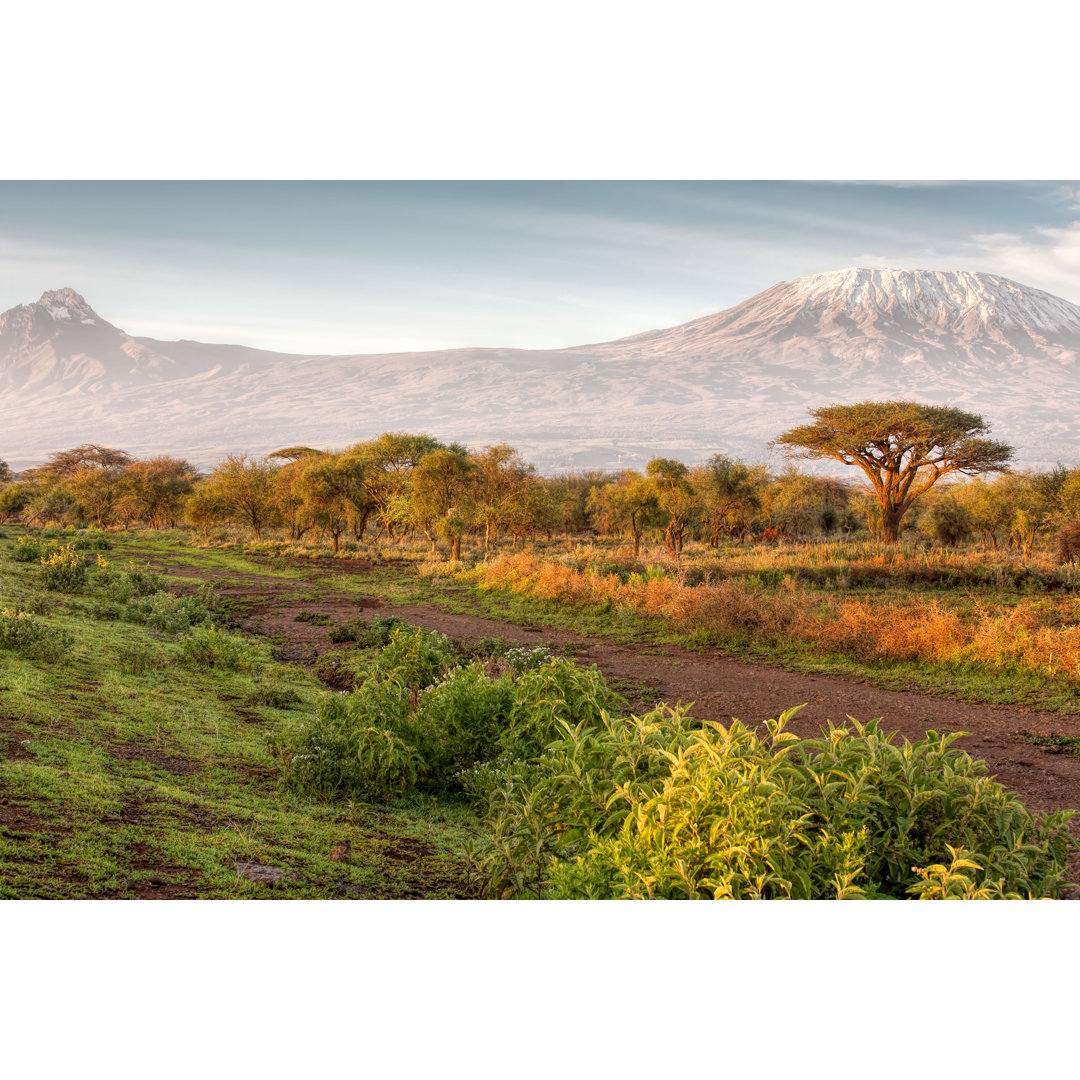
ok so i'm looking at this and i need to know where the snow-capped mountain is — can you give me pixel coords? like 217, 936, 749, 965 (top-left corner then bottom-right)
3, 269, 1080, 473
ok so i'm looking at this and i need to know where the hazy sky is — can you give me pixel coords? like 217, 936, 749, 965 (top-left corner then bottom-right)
3, 180, 1080, 355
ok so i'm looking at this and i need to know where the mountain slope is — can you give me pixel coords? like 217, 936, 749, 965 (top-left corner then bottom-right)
2, 270, 1079, 472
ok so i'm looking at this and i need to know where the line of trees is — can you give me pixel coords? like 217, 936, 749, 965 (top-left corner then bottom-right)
1, 405, 1078, 559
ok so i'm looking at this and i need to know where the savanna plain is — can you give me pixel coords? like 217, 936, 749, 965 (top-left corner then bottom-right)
2, 428, 1080, 900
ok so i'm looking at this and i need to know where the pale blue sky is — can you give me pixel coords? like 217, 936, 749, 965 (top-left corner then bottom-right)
3, 181, 1080, 354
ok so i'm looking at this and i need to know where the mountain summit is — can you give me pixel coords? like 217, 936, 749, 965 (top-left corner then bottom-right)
596, 268, 1080, 372
2, 269, 1079, 472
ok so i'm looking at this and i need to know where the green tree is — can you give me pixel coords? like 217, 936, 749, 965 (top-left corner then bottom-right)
694, 455, 767, 545
355, 433, 444, 541
297, 451, 366, 552
203, 455, 278, 539
184, 481, 232, 539
472, 443, 536, 553
586, 471, 661, 556
406, 446, 476, 560
773, 401, 1013, 543
0, 481, 31, 523
114, 457, 196, 528
646, 458, 699, 561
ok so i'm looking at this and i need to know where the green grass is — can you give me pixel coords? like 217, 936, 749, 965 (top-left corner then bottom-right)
0, 528, 478, 899
7, 523, 1079, 900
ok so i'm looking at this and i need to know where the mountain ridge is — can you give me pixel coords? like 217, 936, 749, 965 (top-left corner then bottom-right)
2, 268, 1078, 473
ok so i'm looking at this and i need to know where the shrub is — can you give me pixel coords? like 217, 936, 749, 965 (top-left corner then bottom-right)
39, 544, 88, 592
0, 608, 74, 662
328, 619, 365, 643
12, 535, 43, 562
90, 601, 124, 621
369, 627, 459, 689
71, 534, 112, 551
472, 707, 1076, 900
269, 681, 415, 800
180, 625, 265, 672
504, 645, 553, 674
362, 615, 412, 647
1056, 521, 1080, 565
125, 591, 213, 636
120, 565, 167, 598
413, 663, 515, 786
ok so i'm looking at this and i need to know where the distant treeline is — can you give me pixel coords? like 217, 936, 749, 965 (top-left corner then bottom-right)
2, 434, 1079, 559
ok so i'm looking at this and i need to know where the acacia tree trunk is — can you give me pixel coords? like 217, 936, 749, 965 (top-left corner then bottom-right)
880, 504, 904, 543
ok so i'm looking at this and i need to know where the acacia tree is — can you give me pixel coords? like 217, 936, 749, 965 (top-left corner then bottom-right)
694, 455, 767, 545
204, 455, 278, 539
586, 471, 661, 556
646, 458, 699, 561
356, 432, 444, 541
297, 451, 366, 552
407, 446, 476, 560
115, 457, 197, 528
773, 401, 1013, 543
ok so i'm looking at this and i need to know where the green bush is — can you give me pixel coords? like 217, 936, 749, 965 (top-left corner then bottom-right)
362, 615, 412, 647
38, 544, 88, 592
180, 625, 265, 672
328, 619, 365, 643
12, 535, 43, 562
413, 663, 515, 786
368, 627, 459, 689
120, 566, 167, 598
471, 708, 1076, 900
71, 534, 112, 551
125, 591, 213, 635
0, 608, 74, 662
504, 644, 553, 674
269, 681, 415, 800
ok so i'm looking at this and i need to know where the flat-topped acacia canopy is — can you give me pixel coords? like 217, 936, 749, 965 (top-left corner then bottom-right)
772, 401, 1014, 541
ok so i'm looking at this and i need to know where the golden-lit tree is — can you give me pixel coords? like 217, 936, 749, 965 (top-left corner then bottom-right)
115, 457, 197, 529
646, 458, 699, 561
773, 402, 1013, 543
586, 471, 661, 556
202, 455, 279, 539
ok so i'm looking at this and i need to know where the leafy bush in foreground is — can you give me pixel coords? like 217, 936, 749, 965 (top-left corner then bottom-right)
268, 627, 1075, 899
39, 544, 88, 592
474, 709, 1075, 900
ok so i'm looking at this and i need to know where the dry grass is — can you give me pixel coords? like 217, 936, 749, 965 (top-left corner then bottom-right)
461, 551, 1080, 683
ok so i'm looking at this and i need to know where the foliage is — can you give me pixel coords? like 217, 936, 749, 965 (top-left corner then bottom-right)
39, 544, 89, 592
124, 591, 214, 636
1056, 521, 1080, 565
180, 624, 266, 672
774, 401, 1014, 542
0, 607, 74, 661
471, 706, 1075, 900
12, 534, 44, 562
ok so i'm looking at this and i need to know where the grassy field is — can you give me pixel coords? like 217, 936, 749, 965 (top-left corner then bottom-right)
3, 523, 1079, 899
0, 528, 479, 899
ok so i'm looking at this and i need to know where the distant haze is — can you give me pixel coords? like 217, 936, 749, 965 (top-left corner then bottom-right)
2, 267, 1079, 476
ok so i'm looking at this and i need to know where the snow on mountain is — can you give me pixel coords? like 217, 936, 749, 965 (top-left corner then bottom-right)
2, 269, 1080, 473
